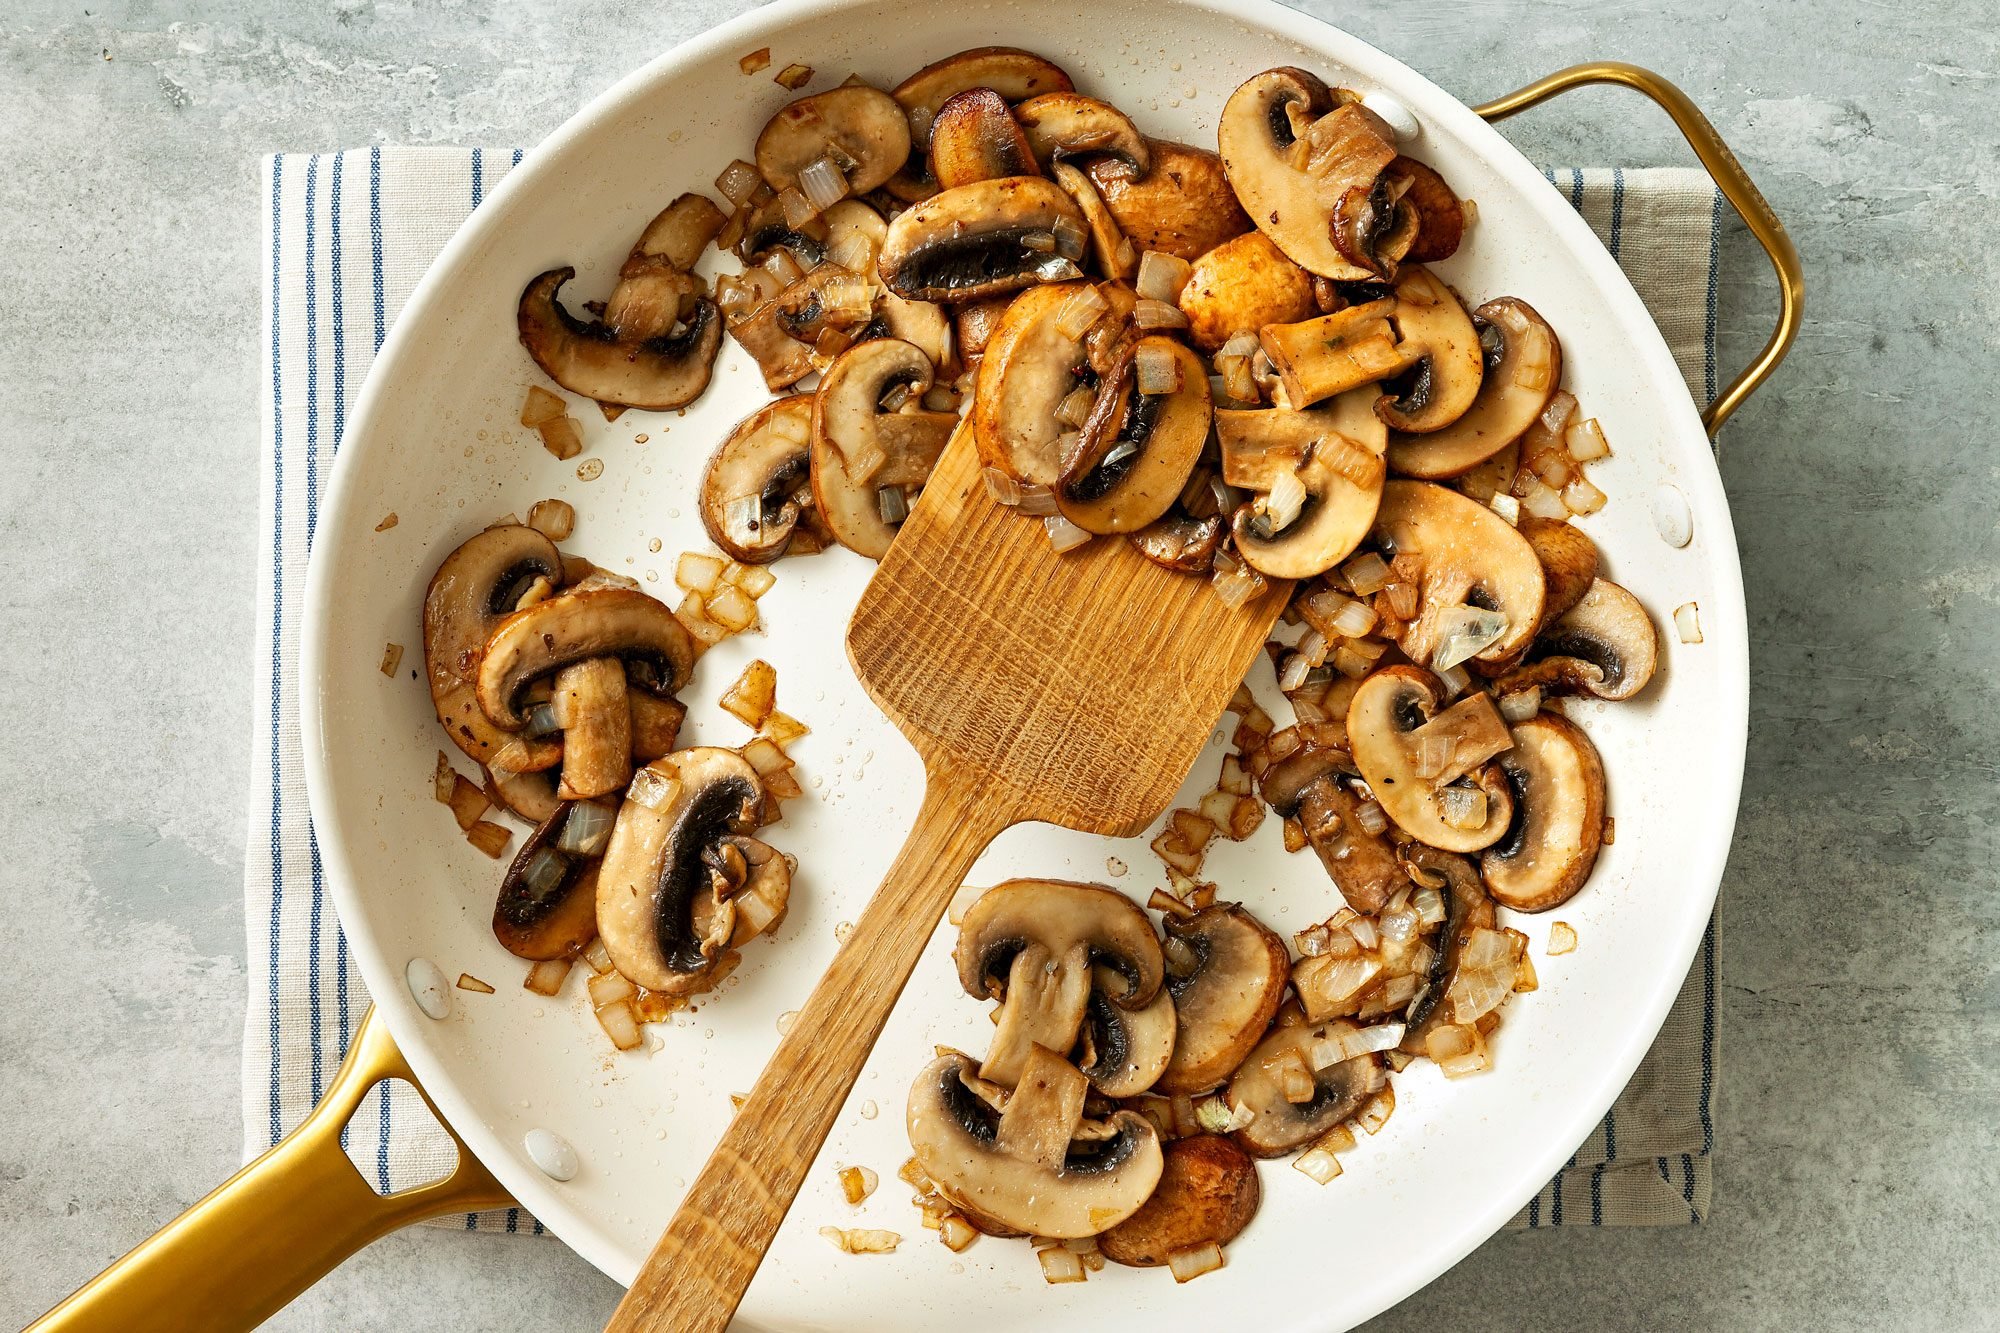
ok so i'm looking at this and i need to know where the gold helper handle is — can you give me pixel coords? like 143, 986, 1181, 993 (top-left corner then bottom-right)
23, 1007, 512, 1333
1474, 61, 1804, 436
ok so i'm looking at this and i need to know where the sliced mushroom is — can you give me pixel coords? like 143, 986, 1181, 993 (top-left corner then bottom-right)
1015, 93, 1150, 178
956, 879, 1165, 1088
493, 800, 604, 960
1085, 140, 1251, 261
819, 198, 888, 270
598, 255, 706, 343
771, 263, 875, 344
487, 765, 560, 825
726, 298, 818, 392
953, 293, 1016, 365
1519, 517, 1600, 624
1400, 845, 1496, 1053
811, 338, 954, 558
423, 525, 565, 769
1129, 511, 1224, 572
886, 47, 1074, 201
699, 395, 818, 564
929, 87, 1039, 188
1257, 298, 1413, 408
1370, 480, 1547, 667
1374, 266, 1481, 433
516, 268, 721, 410
970, 282, 1091, 485
1298, 775, 1406, 913
1057, 337, 1210, 534
1330, 171, 1420, 280
736, 195, 830, 269
755, 85, 912, 199
1218, 70, 1398, 280
1178, 232, 1316, 352
1050, 161, 1135, 280
1503, 578, 1659, 701
878, 176, 1088, 302
595, 747, 762, 993
1156, 903, 1290, 1096
1481, 713, 1606, 912
1227, 1022, 1387, 1158
723, 835, 793, 945
551, 656, 631, 800
908, 1047, 1162, 1239
1392, 158, 1465, 263
1221, 390, 1388, 580
1077, 964, 1177, 1098
476, 587, 693, 729
1347, 666, 1516, 852
1386, 298, 1562, 479
630, 192, 728, 271
876, 291, 953, 369
1098, 1135, 1259, 1267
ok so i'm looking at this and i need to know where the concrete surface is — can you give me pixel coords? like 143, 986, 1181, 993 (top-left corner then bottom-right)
1, 1, 1994, 1329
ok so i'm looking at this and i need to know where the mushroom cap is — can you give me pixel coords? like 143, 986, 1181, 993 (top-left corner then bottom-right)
1347, 666, 1517, 853
1049, 160, 1135, 281
1223, 390, 1388, 580
594, 747, 763, 993
630, 192, 728, 272
699, 395, 817, 564
1374, 265, 1482, 434
1014, 93, 1151, 178
1256, 743, 1356, 817
1128, 511, 1224, 572
1227, 1022, 1387, 1158
877, 176, 1088, 303
1370, 480, 1546, 668
422, 524, 565, 768
1386, 297, 1562, 479
1177, 231, 1317, 352
928, 87, 1040, 189
1156, 903, 1291, 1096
1077, 964, 1178, 1098
970, 282, 1091, 485
1097, 1134, 1260, 1267
955, 879, 1165, 1009
493, 800, 604, 960
1481, 712, 1607, 912
1294, 772, 1409, 914
907, 1049, 1163, 1239
810, 338, 954, 559
1518, 516, 1600, 626
1399, 845, 1497, 1051
1519, 578, 1660, 701
475, 587, 694, 729
487, 765, 561, 825
952, 292, 1017, 365
1085, 140, 1250, 262
516, 267, 721, 410
890, 46, 1074, 122
754, 85, 912, 198
1057, 337, 1212, 535
1393, 157, 1466, 264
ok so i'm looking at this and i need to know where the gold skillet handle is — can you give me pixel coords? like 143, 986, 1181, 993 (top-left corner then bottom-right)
24, 1006, 512, 1333
1474, 61, 1805, 437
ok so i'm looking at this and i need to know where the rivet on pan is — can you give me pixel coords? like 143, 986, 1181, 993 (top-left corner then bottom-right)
1651, 485, 1693, 548
525, 1128, 580, 1182
405, 957, 452, 1020
1361, 91, 1420, 142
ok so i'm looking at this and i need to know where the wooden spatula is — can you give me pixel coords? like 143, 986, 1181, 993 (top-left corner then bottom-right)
606, 424, 1287, 1332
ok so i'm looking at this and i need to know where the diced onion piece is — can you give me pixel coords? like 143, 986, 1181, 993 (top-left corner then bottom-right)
1134, 341, 1184, 394
1193, 1096, 1237, 1134
837, 1164, 879, 1205
377, 641, 405, 677
594, 998, 643, 1051
521, 500, 575, 545
708, 584, 759, 633
1356, 1082, 1396, 1135
763, 767, 805, 801
1346, 914, 1378, 950
1211, 556, 1268, 609
1379, 906, 1418, 943
798, 155, 849, 213
676, 551, 726, 595
1135, 249, 1193, 304
1429, 604, 1509, 670
1415, 732, 1452, 780
1674, 601, 1703, 644
1294, 1145, 1343, 1184
538, 416, 583, 461
558, 800, 616, 856
1019, 229, 1059, 254
720, 659, 778, 729
1549, 921, 1579, 955
1263, 465, 1308, 531
1273, 1047, 1316, 1104
1489, 492, 1521, 525
739, 47, 771, 74
1034, 255, 1084, 282
627, 767, 684, 811
1353, 799, 1389, 836
1447, 927, 1517, 1024
1294, 954, 1381, 1021
981, 466, 1025, 506
456, 973, 495, 994
821, 1226, 900, 1254
588, 968, 637, 1008
1563, 475, 1607, 515
1308, 1021, 1405, 1068
1412, 886, 1446, 927
938, 1214, 978, 1252
733, 563, 777, 598
1339, 552, 1391, 596
1429, 1023, 1490, 1078
742, 736, 794, 776
1329, 597, 1378, 639
1167, 1243, 1224, 1283
1278, 652, 1313, 693
1132, 298, 1188, 331
774, 62, 815, 90
763, 709, 810, 747
1512, 933, 1540, 992
714, 158, 764, 206
1054, 282, 1110, 340
1054, 385, 1097, 429
1540, 389, 1578, 436
1566, 416, 1611, 462
446, 774, 490, 831
1518, 476, 1568, 520
1440, 784, 1488, 830
1433, 661, 1470, 698
1498, 686, 1541, 721
523, 957, 573, 996
947, 883, 990, 928
1051, 214, 1089, 260
1603, 816, 1616, 846
1038, 1246, 1087, 1284
1044, 515, 1093, 553
520, 384, 566, 427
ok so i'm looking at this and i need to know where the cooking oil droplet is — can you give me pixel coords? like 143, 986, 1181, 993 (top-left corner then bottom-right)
859, 1099, 879, 1120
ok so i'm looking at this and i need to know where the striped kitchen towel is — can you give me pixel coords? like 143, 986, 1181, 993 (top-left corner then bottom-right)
244, 150, 1724, 1234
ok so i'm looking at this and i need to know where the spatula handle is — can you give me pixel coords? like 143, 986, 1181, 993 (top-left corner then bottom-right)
606, 769, 1013, 1333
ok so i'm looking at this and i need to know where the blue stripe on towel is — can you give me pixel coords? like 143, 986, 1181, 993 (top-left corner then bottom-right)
1704, 189, 1723, 407
303, 153, 326, 1105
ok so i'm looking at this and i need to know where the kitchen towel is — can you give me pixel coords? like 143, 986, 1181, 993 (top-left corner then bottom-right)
245, 148, 1724, 1234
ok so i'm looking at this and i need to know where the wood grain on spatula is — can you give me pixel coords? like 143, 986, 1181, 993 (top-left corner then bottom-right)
607, 424, 1287, 1333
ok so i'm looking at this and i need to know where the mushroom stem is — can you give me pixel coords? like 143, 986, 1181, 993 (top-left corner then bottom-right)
553, 657, 633, 800
981, 943, 1093, 1087
995, 1044, 1091, 1173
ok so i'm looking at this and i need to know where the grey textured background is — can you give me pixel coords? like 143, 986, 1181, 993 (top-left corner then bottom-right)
2, 1, 1993, 1330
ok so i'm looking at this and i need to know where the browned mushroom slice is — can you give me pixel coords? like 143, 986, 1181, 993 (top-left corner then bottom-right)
1386, 298, 1562, 479
1098, 1135, 1259, 1266
1221, 390, 1388, 580
517, 268, 721, 410
1156, 903, 1290, 1096
727, 299, 818, 392
1347, 665, 1516, 853
1015, 93, 1150, 178
551, 657, 630, 800
1227, 1023, 1387, 1158
475, 588, 693, 730
627, 693, 685, 763
929, 87, 1040, 189
1518, 516, 1600, 625
423, 525, 566, 770
1370, 480, 1546, 667
755, 84, 912, 200
1178, 232, 1317, 352
1129, 510, 1224, 572
878, 176, 1088, 302
1050, 161, 1134, 280
595, 747, 763, 993
699, 395, 819, 564
629, 192, 729, 271
1482, 713, 1606, 912
1218, 70, 1398, 280
1399, 845, 1497, 1054
953, 292, 1016, 365
1500, 578, 1660, 701
735, 194, 830, 269
1374, 266, 1481, 434
811, 338, 955, 558
1330, 173, 1420, 280
1257, 298, 1412, 409
1085, 140, 1251, 262
770, 263, 876, 345
1056, 337, 1210, 534
1391, 157, 1466, 263
1259, 744, 1406, 914
487, 765, 560, 826
493, 800, 607, 960
971, 282, 1091, 485
1076, 964, 1176, 1098
886, 46, 1074, 201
